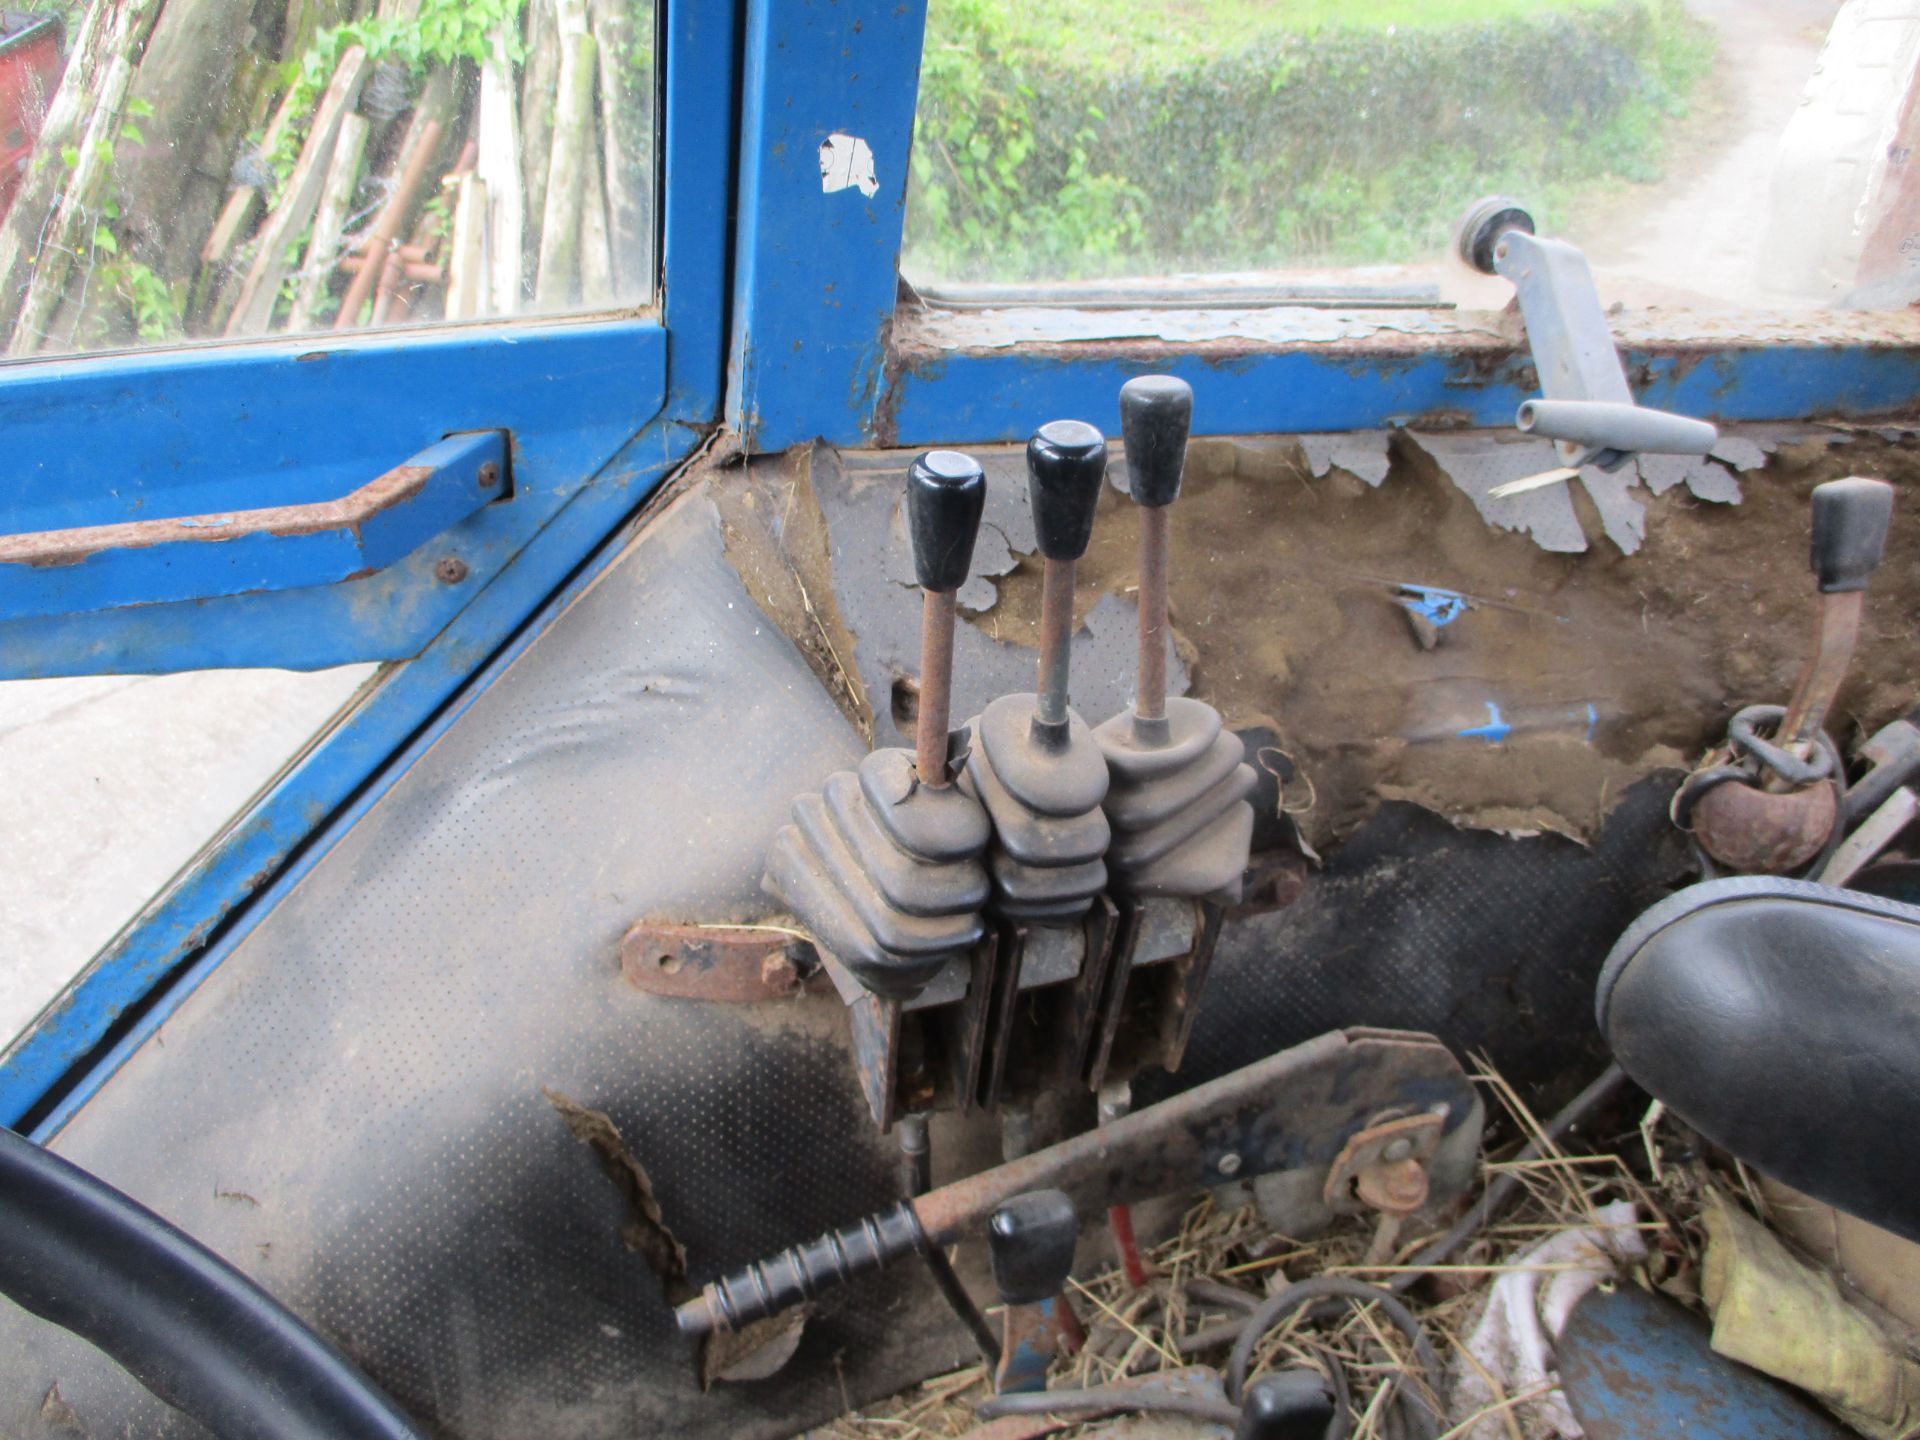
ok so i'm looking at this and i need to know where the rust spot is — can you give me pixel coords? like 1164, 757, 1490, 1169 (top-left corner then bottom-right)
0, 464, 436, 569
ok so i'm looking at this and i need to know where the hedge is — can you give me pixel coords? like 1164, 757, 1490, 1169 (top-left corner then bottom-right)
905, 0, 1709, 281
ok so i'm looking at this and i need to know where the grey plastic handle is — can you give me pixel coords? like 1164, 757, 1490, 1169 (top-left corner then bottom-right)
1517, 399, 1718, 459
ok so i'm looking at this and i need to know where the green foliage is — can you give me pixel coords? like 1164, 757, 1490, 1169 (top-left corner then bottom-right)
906, 0, 1712, 281
270, 0, 527, 182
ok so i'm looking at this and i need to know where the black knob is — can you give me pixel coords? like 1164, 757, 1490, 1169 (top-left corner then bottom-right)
1455, 194, 1535, 276
908, 450, 987, 593
1234, 1371, 1337, 1439
1811, 477, 1894, 594
1119, 376, 1192, 508
986, 1189, 1078, 1307
1028, 419, 1107, 561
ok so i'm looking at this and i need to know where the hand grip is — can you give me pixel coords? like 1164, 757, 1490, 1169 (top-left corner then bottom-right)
1812, 477, 1894, 593
986, 1189, 1078, 1306
907, 450, 987, 594
673, 1201, 926, 1338
1027, 420, 1107, 561
1119, 376, 1193, 508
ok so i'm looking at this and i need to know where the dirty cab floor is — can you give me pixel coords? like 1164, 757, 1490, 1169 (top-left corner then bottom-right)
1, 422, 1911, 1437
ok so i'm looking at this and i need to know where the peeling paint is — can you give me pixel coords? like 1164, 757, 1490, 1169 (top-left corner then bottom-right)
1300, 431, 1392, 487
818, 132, 878, 197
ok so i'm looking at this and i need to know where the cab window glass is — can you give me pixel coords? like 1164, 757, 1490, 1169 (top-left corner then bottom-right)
906, 0, 1907, 310
0, 0, 655, 358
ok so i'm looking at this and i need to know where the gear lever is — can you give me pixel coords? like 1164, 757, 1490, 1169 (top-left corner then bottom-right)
762, 452, 992, 1006
1095, 377, 1256, 904
1685, 477, 1894, 873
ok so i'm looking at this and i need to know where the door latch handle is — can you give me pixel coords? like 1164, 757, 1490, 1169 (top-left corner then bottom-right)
0, 429, 508, 620
1458, 197, 1717, 471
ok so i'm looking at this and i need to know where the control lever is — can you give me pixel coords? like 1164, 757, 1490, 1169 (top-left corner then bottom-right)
986, 1189, 1084, 1393
1457, 196, 1718, 471
1094, 377, 1256, 903
761, 452, 991, 1001
1683, 477, 1894, 874
672, 1027, 1477, 1340
959, 422, 1120, 1107
962, 422, 1112, 923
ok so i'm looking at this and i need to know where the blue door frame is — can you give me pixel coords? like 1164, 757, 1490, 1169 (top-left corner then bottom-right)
0, 0, 739, 1129
8, 0, 1920, 1132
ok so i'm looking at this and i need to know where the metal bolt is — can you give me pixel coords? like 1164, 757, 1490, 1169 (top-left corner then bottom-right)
435, 556, 469, 584
478, 461, 501, 489
1217, 1152, 1242, 1177
1382, 1137, 1413, 1163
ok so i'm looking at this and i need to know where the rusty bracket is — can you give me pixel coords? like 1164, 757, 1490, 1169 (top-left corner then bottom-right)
619, 922, 826, 1004
1322, 1109, 1447, 1216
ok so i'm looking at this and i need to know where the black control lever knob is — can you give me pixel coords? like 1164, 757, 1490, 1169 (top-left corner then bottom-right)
1028, 420, 1108, 561
908, 450, 987, 594
986, 1189, 1079, 1307
1118, 376, 1193, 509
1811, 477, 1894, 594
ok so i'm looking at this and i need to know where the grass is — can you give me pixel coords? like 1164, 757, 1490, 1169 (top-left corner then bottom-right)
930, 0, 1630, 75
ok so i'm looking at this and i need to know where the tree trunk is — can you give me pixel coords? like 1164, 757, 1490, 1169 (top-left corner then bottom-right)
285, 108, 367, 330
0, 0, 129, 339
588, 0, 649, 298
224, 42, 368, 334
113, 0, 256, 290
443, 171, 485, 320
518, 0, 557, 274
533, 8, 594, 310
476, 24, 523, 316
8, 0, 169, 354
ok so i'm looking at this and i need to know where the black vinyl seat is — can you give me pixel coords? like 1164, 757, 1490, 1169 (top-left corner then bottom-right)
1598, 877, 1920, 1244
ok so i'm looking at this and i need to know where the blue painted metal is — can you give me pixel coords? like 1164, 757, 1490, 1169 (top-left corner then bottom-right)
0, 321, 665, 675
0, 431, 506, 619
1396, 585, 1469, 629
726, 0, 929, 449
1458, 703, 1513, 745
877, 342, 1920, 448
0, 0, 740, 1127
1557, 1283, 1851, 1439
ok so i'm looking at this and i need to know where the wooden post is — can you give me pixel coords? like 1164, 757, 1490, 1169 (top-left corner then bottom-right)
332, 83, 447, 329
533, 1, 595, 310
444, 172, 487, 321
589, 0, 650, 297
519, 0, 558, 254
476, 24, 524, 316
286, 110, 369, 332
7, 0, 167, 353
224, 44, 370, 335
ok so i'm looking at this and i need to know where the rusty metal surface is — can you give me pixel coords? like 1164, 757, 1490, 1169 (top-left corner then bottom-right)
1690, 776, 1838, 874
914, 1028, 1475, 1243
2, 462, 441, 567
1322, 1111, 1445, 1216
619, 922, 824, 1003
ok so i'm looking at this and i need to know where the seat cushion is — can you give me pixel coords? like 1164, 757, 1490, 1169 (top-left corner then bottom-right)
1598, 877, 1920, 1244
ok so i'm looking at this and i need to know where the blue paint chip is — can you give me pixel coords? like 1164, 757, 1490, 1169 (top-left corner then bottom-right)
1457, 701, 1512, 744
1397, 584, 1469, 627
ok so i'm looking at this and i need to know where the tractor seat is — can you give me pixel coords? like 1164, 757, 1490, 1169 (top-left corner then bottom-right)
1598, 877, 1920, 1244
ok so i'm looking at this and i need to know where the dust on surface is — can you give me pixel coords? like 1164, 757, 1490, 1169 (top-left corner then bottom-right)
987, 427, 1920, 848
715, 443, 875, 742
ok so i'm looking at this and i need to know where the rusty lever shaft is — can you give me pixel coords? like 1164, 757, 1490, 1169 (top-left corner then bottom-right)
905, 451, 986, 786
1027, 419, 1108, 735
1118, 376, 1192, 737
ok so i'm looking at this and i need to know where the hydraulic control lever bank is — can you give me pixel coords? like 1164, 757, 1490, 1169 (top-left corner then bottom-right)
762, 376, 1254, 1129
